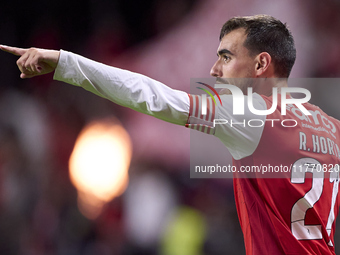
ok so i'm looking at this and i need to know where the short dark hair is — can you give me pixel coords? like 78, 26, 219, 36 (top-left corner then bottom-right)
220, 15, 296, 78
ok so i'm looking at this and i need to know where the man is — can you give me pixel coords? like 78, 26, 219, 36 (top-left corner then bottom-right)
1, 15, 339, 255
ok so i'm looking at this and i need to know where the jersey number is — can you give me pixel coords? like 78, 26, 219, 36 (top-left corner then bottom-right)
291, 158, 339, 246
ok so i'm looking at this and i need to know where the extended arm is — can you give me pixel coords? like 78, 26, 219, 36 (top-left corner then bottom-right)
0, 45, 267, 159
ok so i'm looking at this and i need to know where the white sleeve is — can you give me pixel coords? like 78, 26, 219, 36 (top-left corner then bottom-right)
186, 93, 266, 160
53, 50, 190, 125
214, 93, 266, 160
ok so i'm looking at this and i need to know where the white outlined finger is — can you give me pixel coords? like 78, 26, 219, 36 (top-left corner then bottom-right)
0, 45, 27, 56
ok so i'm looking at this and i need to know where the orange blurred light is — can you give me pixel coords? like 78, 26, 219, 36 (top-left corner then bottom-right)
69, 118, 132, 219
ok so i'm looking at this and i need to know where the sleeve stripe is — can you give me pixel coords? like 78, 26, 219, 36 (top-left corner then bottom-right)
189, 94, 194, 117
205, 97, 211, 122
211, 97, 215, 123
194, 95, 199, 118
189, 94, 216, 120
186, 94, 216, 135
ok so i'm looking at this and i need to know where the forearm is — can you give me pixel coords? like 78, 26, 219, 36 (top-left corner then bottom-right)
53, 50, 190, 125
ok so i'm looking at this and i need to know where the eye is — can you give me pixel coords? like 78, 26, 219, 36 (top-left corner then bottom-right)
222, 55, 231, 62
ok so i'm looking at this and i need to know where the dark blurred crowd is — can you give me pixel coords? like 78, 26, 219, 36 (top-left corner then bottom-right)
1, 0, 340, 254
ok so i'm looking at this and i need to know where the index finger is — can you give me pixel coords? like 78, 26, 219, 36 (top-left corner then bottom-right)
0, 45, 27, 56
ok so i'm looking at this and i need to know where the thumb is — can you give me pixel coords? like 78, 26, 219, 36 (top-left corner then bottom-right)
0, 45, 27, 56
20, 73, 38, 79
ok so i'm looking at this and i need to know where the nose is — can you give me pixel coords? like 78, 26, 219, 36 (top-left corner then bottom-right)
210, 60, 222, 77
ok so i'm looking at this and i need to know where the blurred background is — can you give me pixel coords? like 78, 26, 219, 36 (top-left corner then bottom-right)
0, 0, 340, 254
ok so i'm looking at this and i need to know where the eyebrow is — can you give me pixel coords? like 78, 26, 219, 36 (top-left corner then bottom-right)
217, 49, 234, 57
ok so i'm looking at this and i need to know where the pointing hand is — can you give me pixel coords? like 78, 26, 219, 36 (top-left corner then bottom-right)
0, 45, 60, 79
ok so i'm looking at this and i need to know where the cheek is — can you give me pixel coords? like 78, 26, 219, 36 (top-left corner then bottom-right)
222, 62, 247, 77
223, 60, 254, 78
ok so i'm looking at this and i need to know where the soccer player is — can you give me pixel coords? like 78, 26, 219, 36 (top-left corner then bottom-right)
1, 14, 340, 255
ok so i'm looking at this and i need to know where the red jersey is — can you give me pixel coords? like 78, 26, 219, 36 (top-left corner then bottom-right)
187, 93, 340, 255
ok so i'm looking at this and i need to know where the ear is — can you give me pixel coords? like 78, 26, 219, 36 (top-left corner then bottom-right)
254, 52, 272, 77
